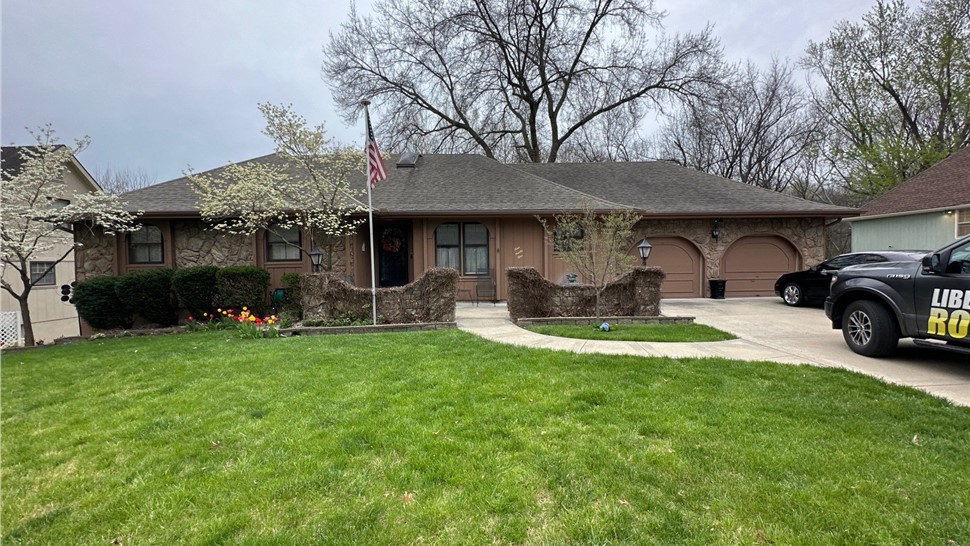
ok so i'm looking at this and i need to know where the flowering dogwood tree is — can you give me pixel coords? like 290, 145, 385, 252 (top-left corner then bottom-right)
1, 126, 138, 346
189, 103, 367, 271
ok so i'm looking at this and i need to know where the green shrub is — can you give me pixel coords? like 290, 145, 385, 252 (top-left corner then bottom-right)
74, 276, 132, 330
216, 266, 270, 313
115, 269, 179, 326
172, 266, 219, 316
280, 272, 303, 318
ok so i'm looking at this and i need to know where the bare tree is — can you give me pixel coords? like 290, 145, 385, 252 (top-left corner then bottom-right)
538, 201, 640, 319
653, 59, 820, 192
94, 165, 157, 195
802, 0, 970, 197
324, 0, 721, 163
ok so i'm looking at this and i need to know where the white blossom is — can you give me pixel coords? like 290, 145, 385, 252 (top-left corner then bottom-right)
189, 104, 368, 270
0, 125, 139, 345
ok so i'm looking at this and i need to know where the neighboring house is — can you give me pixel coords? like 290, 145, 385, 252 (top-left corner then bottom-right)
1, 146, 103, 344
75, 153, 856, 302
848, 146, 970, 252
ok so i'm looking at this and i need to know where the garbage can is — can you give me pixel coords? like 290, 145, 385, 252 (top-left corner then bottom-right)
709, 279, 726, 299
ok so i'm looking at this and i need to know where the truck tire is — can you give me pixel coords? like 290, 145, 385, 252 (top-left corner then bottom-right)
842, 300, 899, 357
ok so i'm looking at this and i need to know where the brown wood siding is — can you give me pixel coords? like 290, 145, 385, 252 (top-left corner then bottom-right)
722, 236, 799, 297
498, 218, 546, 300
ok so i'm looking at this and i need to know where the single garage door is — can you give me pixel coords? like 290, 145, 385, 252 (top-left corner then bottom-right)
644, 237, 702, 298
722, 236, 798, 297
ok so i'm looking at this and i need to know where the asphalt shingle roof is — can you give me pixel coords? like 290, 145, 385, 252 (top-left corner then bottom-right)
860, 146, 970, 217
121, 153, 857, 218
512, 161, 853, 216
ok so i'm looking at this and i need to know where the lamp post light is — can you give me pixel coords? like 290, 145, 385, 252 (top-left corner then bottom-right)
309, 245, 324, 273
637, 238, 652, 266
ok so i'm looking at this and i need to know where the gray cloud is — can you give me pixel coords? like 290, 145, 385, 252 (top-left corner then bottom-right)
2, 0, 888, 183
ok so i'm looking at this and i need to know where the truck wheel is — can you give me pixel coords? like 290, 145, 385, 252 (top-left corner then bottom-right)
782, 283, 804, 306
842, 300, 898, 357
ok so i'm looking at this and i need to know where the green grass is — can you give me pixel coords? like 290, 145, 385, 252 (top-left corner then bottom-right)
525, 323, 736, 342
2, 331, 969, 545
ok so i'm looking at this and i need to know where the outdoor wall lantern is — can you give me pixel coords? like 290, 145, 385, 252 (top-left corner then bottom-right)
637, 238, 652, 266
711, 218, 721, 241
310, 245, 324, 273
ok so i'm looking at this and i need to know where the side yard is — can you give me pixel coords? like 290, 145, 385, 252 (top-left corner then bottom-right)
2, 331, 969, 544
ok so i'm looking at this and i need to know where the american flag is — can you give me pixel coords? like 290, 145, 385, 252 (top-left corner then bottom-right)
366, 114, 387, 189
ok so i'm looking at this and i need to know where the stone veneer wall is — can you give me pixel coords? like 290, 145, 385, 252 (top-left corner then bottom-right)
301, 267, 459, 324
507, 266, 665, 321
75, 227, 116, 281
636, 217, 826, 279
175, 220, 253, 267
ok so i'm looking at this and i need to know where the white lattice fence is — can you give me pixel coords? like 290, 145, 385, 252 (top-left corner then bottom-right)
0, 311, 23, 347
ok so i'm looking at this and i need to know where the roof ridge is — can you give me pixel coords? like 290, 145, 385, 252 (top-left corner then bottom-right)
503, 162, 634, 211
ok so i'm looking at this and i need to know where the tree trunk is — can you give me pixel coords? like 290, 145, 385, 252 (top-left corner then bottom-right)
18, 295, 35, 347
594, 288, 602, 321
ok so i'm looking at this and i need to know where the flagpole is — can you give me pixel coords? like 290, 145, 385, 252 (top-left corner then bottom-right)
362, 100, 378, 326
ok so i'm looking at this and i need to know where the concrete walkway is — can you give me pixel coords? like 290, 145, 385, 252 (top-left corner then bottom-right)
456, 299, 970, 406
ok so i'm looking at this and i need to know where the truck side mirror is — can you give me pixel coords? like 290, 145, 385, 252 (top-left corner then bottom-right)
921, 254, 943, 275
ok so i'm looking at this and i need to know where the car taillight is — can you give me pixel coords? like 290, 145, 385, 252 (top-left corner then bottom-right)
830, 274, 838, 289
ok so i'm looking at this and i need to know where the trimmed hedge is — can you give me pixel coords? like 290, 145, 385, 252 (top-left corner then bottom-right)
74, 276, 133, 330
115, 269, 179, 326
172, 266, 219, 316
216, 266, 271, 312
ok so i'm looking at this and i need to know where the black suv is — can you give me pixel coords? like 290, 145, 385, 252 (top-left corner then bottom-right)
825, 235, 970, 357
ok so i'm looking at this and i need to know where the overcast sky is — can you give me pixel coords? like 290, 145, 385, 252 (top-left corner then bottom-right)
2, 0, 880, 184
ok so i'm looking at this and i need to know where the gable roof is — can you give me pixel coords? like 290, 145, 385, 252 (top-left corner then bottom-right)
860, 146, 970, 217
2, 145, 103, 193
121, 152, 857, 218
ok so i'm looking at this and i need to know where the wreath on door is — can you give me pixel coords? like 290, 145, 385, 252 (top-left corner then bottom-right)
381, 229, 403, 253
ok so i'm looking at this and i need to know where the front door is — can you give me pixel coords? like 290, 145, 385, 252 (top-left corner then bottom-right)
378, 224, 410, 287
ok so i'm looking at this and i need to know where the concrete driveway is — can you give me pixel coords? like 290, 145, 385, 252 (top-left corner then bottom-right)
456, 299, 970, 406
661, 297, 970, 406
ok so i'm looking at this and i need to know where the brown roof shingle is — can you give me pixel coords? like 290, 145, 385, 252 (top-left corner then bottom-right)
121, 153, 857, 218
861, 146, 970, 217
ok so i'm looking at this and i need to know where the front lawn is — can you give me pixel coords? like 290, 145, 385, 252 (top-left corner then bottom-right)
3, 331, 969, 544
525, 323, 736, 342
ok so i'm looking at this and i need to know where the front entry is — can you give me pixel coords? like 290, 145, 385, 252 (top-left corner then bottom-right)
378, 224, 410, 287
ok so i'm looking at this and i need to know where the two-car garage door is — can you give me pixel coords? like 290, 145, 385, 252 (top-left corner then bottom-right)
642, 235, 799, 298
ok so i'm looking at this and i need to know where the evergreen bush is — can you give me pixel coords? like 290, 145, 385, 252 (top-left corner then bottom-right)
115, 269, 179, 326
216, 266, 270, 313
172, 266, 219, 316
74, 276, 132, 330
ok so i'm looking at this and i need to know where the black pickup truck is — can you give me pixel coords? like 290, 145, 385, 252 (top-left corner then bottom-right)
825, 234, 970, 357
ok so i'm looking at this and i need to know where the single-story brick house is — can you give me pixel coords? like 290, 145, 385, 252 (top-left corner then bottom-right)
75, 153, 857, 300
847, 146, 970, 252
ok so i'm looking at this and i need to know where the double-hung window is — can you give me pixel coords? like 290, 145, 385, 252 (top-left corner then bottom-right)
128, 225, 164, 264
435, 222, 489, 275
267, 226, 302, 261
29, 262, 56, 286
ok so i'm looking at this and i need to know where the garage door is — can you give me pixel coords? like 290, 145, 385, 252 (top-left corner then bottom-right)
644, 237, 702, 298
722, 236, 798, 297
